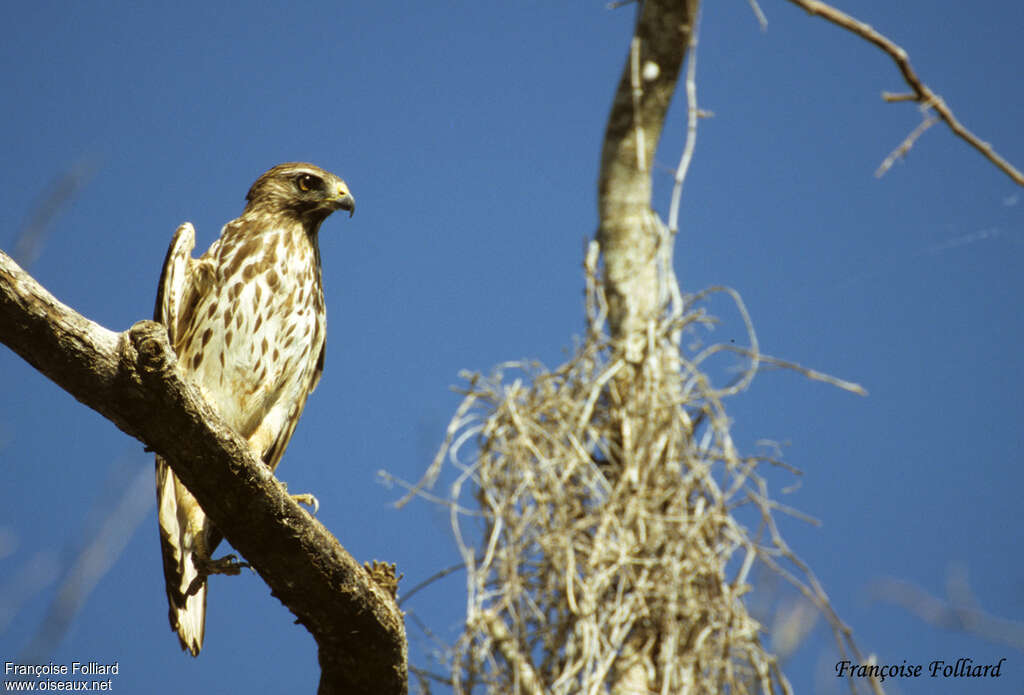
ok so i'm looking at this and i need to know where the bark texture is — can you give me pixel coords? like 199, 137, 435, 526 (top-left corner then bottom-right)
597, 0, 699, 360
0, 249, 407, 695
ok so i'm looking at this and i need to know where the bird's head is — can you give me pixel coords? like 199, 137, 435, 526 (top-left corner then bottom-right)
245, 162, 355, 230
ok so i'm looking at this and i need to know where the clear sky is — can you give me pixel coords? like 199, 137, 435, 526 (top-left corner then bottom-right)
1, 1, 1021, 693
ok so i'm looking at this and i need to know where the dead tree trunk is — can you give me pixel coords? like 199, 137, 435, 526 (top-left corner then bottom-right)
598, 0, 699, 361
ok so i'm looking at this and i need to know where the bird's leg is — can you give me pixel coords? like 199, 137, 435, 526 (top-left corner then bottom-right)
185, 554, 252, 597
279, 481, 320, 515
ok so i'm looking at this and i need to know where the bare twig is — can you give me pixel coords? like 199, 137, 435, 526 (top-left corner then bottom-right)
876, 112, 940, 177
630, 34, 647, 172
747, 0, 769, 32
399, 563, 467, 609
667, 8, 702, 235
11, 160, 97, 269
873, 567, 1024, 652
787, 0, 1024, 185
18, 462, 153, 662
714, 345, 868, 396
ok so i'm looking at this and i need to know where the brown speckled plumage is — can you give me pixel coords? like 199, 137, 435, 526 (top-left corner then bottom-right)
153, 163, 353, 656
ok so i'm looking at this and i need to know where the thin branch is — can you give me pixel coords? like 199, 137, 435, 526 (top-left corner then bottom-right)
876, 112, 939, 178
19, 463, 153, 663
11, 160, 97, 269
873, 567, 1024, 652
630, 35, 647, 172
747, 0, 768, 32
716, 345, 868, 397
787, 0, 1024, 185
667, 7, 702, 235
399, 563, 466, 609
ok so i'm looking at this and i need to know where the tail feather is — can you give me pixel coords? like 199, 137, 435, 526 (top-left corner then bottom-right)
156, 457, 213, 656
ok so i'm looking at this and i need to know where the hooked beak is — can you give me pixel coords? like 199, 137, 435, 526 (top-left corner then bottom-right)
331, 184, 355, 218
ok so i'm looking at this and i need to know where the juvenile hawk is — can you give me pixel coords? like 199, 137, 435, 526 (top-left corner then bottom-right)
154, 162, 354, 656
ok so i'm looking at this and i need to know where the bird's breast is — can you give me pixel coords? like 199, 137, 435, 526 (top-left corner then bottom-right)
179, 227, 325, 439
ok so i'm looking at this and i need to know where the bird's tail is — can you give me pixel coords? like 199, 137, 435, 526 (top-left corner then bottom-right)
155, 457, 211, 657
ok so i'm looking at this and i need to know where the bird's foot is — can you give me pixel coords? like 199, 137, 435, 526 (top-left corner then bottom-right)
279, 481, 320, 515
198, 554, 251, 576
291, 493, 320, 515
185, 554, 252, 596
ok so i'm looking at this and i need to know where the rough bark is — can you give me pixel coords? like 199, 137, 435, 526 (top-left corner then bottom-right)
597, 0, 699, 360
0, 249, 407, 695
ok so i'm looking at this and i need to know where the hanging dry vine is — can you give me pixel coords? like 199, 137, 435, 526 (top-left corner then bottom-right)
401, 219, 881, 692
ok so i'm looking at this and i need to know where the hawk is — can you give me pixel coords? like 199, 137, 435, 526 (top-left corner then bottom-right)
153, 162, 354, 656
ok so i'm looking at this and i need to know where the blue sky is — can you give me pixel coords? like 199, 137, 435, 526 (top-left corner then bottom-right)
1, 1, 1022, 693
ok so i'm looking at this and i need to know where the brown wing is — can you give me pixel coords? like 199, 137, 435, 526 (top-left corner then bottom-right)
154, 223, 196, 327
153, 223, 213, 656
260, 340, 323, 473
312, 340, 325, 393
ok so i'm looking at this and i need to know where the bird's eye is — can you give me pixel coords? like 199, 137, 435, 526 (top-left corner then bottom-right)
296, 174, 320, 192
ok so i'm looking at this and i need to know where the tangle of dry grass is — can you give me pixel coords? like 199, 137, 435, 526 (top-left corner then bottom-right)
401, 217, 880, 694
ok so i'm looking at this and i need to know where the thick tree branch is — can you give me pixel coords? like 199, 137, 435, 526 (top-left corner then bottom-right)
597, 0, 700, 359
0, 249, 407, 695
